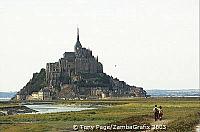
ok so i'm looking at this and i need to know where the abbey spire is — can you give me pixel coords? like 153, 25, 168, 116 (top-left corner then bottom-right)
77, 27, 79, 41
74, 27, 82, 52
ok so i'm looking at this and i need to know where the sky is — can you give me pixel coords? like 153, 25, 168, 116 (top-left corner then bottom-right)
0, 0, 199, 92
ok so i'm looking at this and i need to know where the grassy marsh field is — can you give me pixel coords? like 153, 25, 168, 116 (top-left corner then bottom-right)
0, 97, 199, 132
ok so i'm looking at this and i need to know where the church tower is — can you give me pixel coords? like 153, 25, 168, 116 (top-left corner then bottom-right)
74, 28, 82, 53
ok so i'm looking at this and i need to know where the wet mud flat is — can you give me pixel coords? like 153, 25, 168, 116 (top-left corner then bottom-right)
0, 105, 37, 115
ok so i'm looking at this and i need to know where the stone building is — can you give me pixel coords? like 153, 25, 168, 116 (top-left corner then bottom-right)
46, 28, 103, 87
26, 87, 52, 100
90, 87, 109, 99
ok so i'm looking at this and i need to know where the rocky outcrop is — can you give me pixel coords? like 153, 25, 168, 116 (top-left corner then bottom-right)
12, 69, 47, 100
59, 84, 76, 99
13, 70, 146, 100
0, 106, 37, 115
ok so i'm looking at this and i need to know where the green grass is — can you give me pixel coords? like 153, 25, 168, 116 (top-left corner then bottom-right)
0, 97, 199, 132
167, 112, 200, 132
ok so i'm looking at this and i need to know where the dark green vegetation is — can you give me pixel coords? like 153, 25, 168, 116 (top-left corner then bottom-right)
167, 112, 200, 132
25, 68, 47, 93
0, 97, 199, 132
14, 68, 47, 96
76, 73, 111, 87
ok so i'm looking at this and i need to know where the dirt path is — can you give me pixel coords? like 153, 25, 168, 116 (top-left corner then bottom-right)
150, 119, 169, 125
195, 124, 200, 132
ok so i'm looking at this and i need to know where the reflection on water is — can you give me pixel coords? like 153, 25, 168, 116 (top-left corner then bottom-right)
24, 104, 96, 114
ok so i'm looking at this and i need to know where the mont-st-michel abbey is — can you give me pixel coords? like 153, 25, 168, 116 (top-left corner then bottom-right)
14, 28, 146, 101
46, 28, 103, 88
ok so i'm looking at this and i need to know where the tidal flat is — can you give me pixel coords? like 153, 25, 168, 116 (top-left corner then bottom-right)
0, 97, 199, 132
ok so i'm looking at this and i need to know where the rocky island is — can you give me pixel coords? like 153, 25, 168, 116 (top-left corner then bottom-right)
13, 28, 146, 101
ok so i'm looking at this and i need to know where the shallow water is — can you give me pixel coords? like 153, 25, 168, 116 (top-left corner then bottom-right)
24, 104, 96, 114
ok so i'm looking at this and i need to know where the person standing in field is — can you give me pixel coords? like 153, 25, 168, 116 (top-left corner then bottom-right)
153, 105, 159, 121
159, 106, 163, 120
